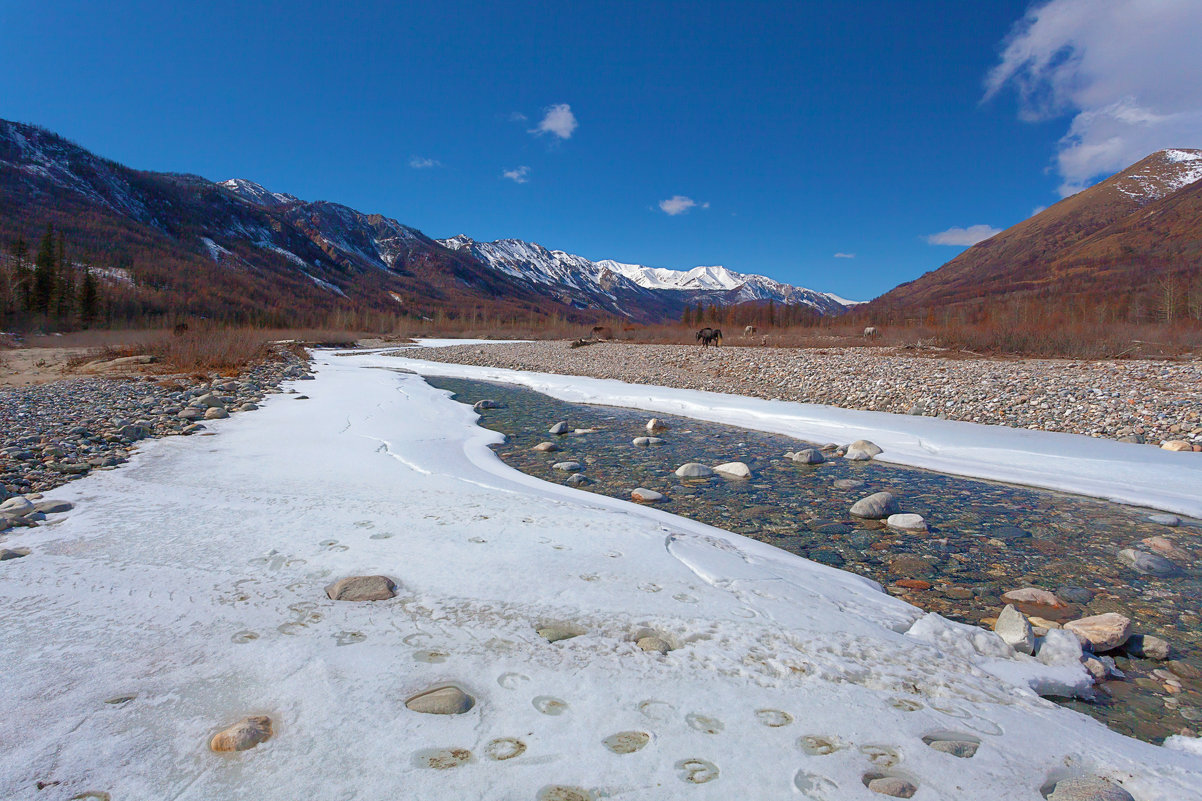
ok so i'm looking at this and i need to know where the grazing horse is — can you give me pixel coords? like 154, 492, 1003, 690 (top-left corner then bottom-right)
863, 326, 879, 339
743, 325, 757, 336
696, 327, 723, 348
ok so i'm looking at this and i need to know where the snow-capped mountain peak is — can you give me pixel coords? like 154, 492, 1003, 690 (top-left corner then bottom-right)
1110, 149, 1202, 202
438, 235, 856, 317
220, 178, 300, 207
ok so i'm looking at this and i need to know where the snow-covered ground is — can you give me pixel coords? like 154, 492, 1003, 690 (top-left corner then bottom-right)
1, 352, 1200, 800
376, 353, 1202, 519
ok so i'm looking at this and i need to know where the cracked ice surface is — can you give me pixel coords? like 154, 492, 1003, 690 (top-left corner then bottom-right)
0, 353, 1199, 800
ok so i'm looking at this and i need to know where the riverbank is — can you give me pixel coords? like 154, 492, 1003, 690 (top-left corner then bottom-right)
407, 340, 1202, 449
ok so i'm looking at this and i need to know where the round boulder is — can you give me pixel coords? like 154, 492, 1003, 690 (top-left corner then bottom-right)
886, 513, 927, 533
1118, 548, 1180, 576
675, 463, 715, 478
549, 422, 570, 435
790, 449, 825, 464
713, 462, 751, 478
850, 492, 900, 519
1046, 776, 1134, 801
646, 418, 669, 433
552, 461, 582, 472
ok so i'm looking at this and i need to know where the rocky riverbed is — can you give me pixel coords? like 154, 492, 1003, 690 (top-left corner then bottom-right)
427, 375, 1202, 745
409, 341, 1202, 449
0, 347, 313, 509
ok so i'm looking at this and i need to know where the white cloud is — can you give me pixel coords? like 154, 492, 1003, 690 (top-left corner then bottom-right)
502, 166, 530, 184
1031, 205, 1048, 217
529, 103, 578, 139
926, 225, 1002, 246
834, 252, 855, 259
659, 195, 708, 215
507, 112, 528, 122
408, 157, 441, 169
986, 0, 1202, 196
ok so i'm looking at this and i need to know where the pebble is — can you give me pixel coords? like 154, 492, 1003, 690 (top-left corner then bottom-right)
325, 575, 397, 601
405, 685, 475, 715
210, 715, 273, 752
630, 488, 665, 502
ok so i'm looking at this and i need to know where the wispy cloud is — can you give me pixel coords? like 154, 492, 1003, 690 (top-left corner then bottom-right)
408, 157, 441, 169
502, 166, 530, 184
658, 195, 709, 215
529, 103, 578, 139
926, 225, 1002, 246
1030, 205, 1048, 217
986, 0, 1202, 196
507, 112, 529, 123
834, 252, 856, 259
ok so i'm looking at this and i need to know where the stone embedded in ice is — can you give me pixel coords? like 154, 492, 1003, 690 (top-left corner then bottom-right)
405, 685, 475, 715
325, 575, 397, 602
210, 715, 272, 752
994, 604, 1035, 655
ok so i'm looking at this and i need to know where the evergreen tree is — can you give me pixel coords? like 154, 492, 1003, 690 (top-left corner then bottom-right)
32, 224, 56, 315
79, 265, 99, 326
55, 233, 75, 320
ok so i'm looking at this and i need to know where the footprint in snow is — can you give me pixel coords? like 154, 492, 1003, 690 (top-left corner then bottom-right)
675, 758, 719, 784
685, 713, 724, 734
532, 696, 569, 715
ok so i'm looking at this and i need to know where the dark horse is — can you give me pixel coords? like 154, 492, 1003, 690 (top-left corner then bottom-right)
696, 327, 723, 348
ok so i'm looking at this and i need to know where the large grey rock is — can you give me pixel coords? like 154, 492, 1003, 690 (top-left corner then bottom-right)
195, 392, 225, 409
636, 636, 672, 654
993, 604, 1035, 655
532, 442, 559, 452
849, 439, 883, 457
406, 685, 475, 714
632, 436, 665, 446
325, 575, 397, 601
885, 513, 927, 532
1118, 548, 1180, 576
866, 776, 917, 798
1149, 513, 1181, 527
473, 399, 505, 410
645, 418, 669, 433
33, 499, 73, 514
552, 461, 582, 472
850, 492, 900, 519
565, 474, 588, 487
1046, 776, 1134, 801
675, 463, 714, 478
0, 497, 33, 515
204, 407, 229, 420
789, 449, 825, 464
1064, 613, 1132, 652
833, 478, 865, 490
549, 422, 570, 435
1125, 633, 1171, 660
926, 739, 978, 758
713, 462, 751, 478
1, 548, 31, 561
210, 715, 272, 752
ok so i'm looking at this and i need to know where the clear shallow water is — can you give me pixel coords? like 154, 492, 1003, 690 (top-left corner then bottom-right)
426, 376, 1202, 744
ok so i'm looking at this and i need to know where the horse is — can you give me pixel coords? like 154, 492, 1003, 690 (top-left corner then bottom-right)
863, 326, 879, 339
743, 325, 757, 336
696, 327, 723, 348
591, 325, 613, 340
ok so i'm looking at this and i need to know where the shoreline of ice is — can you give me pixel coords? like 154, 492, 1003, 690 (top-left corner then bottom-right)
370, 351, 1202, 519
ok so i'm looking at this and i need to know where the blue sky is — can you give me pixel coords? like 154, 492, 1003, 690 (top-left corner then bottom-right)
3, 1, 1199, 300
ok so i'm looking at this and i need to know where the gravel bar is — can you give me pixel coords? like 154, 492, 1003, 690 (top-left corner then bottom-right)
405, 341, 1202, 448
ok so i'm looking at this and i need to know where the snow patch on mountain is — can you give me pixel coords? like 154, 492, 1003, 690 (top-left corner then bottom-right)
219, 178, 299, 207
1112, 148, 1202, 202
